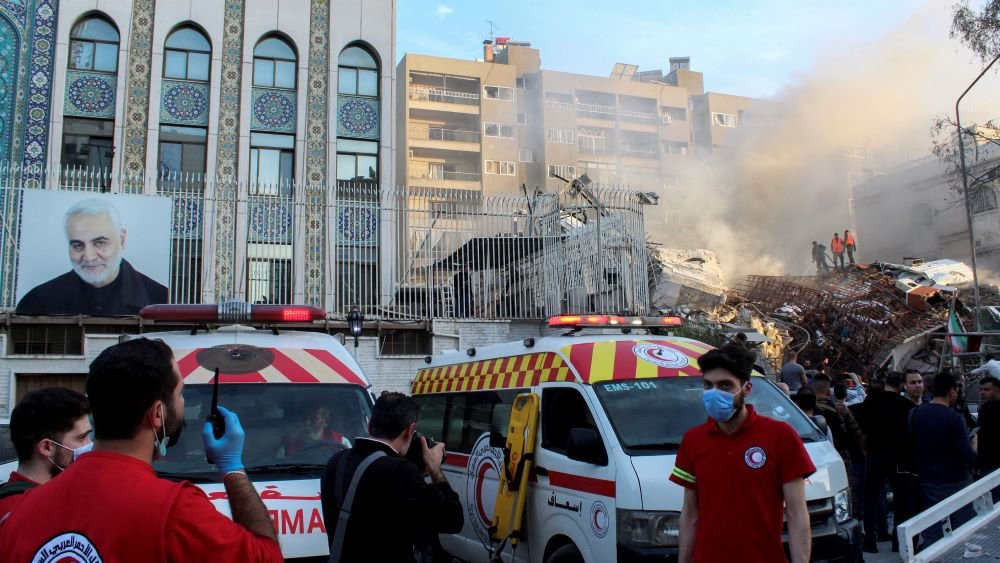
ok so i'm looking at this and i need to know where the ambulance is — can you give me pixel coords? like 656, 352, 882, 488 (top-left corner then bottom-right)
135, 303, 374, 562
411, 315, 861, 563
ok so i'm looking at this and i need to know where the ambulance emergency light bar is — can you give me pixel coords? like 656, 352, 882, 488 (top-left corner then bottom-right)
547, 315, 684, 328
139, 303, 326, 323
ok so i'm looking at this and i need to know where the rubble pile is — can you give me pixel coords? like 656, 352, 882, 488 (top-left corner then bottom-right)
649, 248, 727, 310
731, 268, 949, 374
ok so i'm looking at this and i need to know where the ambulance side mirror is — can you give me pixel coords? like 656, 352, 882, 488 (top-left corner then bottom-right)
566, 428, 608, 466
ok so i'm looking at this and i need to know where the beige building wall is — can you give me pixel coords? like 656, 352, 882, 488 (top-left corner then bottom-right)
691, 92, 759, 154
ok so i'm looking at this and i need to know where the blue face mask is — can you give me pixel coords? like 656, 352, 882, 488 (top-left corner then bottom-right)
703, 388, 739, 422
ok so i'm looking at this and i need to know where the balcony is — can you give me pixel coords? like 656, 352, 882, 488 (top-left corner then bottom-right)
576, 103, 617, 120
409, 168, 482, 190
408, 86, 480, 114
619, 109, 659, 123
620, 147, 659, 159
409, 124, 481, 152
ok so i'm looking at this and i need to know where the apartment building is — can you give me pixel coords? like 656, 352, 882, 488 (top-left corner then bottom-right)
397, 40, 758, 197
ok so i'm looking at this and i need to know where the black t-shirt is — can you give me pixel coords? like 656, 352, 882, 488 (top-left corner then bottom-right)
977, 401, 1000, 473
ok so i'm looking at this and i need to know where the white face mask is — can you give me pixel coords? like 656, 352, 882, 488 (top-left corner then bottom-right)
48, 439, 94, 471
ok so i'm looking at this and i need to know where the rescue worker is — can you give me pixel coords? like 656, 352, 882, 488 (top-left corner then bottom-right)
831, 233, 846, 270
0, 388, 91, 519
844, 229, 857, 265
672, 343, 815, 563
320, 391, 464, 563
811, 241, 830, 273
0, 338, 283, 562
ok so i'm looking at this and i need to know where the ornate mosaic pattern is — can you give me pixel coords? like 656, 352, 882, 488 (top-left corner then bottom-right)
336, 95, 379, 139
160, 79, 209, 126
213, 0, 246, 300
251, 88, 296, 133
248, 200, 293, 244
63, 71, 116, 118
19, 0, 58, 175
303, 0, 329, 306
0, 15, 19, 163
336, 203, 378, 246
120, 0, 157, 181
171, 197, 203, 239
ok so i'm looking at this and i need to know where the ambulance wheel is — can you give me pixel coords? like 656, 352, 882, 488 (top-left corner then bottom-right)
545, 544, 584, 563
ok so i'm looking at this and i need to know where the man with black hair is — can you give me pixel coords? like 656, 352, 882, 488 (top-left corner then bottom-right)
910, 371, 978, 546
0, 388, 91, 519
904, 370, 924, 406
977, 375, 1000, 477
671, 343, 815, 563
812, 241, 830, 272
812, 374, 859, 466
320, 391, 464, 563
0, 338, 282, 562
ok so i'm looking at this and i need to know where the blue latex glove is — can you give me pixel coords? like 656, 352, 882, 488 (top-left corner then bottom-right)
202, 405, 245, 475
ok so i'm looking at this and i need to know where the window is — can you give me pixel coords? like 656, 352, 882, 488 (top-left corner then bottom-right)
8, 325, 84, 356
663, 141, 688, 156
164, 26, 210, 81
338, 45, 378, 97
518, 149, 533, 163
61, 118, 115, 172
249, 132, 295, 195
541, 388, 600, 454
517, 112, 527, 125
549, 164, 576, 178
157, 125, 207, 187
336, 139, 379, 185
413, 390, 522, 454
483, 85, 513, 101
485, 160, 515, 176
515, 76, 526, 89
253, 36, 296, 88
972, 187, 998, 214
378, 330, 432, 356
483, 122, 514, 138
545, 129, 575, 144
661, 106, 687, 122
69, 16, 119, 72
711, 112, 737, 128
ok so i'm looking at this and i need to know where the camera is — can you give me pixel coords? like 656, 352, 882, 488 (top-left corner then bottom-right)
405, 431, 438, 472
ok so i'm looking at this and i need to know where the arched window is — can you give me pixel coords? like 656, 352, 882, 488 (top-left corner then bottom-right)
69, 16, 119, 72
164, 26, 210, 81
253, 36, 296, 89
336, 44, 380, 187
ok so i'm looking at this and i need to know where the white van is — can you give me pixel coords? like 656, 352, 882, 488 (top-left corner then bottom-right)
411, 316, 861, 563
136, 304, 374, 562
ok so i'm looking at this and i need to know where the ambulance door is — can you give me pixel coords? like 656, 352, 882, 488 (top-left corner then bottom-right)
528, 384, 616, 563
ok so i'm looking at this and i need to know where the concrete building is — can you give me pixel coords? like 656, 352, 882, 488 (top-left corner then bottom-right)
397, 41, 760, 198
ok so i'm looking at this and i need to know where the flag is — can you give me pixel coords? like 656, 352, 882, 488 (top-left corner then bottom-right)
948, 306, 967, 355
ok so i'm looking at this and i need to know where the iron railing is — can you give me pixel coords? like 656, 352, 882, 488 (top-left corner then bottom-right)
408, 86, 480, 106
0, 164, 651, 321
409, 124, 481, 144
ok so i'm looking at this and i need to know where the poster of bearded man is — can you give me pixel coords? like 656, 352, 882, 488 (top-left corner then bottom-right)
15, 192, 171, 315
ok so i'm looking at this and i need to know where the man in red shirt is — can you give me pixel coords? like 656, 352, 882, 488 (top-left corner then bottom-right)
670, 343, 816, 563
0, 338, 283, 563
0, 387, 91, 519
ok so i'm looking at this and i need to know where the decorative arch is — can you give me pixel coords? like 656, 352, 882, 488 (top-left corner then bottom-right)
336, 41, 381, 185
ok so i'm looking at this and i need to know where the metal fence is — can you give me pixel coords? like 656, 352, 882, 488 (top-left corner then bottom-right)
0, 164, 651, 320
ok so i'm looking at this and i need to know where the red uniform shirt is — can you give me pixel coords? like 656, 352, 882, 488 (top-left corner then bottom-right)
0, 471, 38, 520
669, 405, 816, 563
0, 451, 283, 563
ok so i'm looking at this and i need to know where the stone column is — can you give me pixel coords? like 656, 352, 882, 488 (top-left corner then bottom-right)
303, 0, 330, 307
120, 0, 156, 191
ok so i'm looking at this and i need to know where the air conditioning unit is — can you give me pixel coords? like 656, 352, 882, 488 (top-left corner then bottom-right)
661, 114, 672, 125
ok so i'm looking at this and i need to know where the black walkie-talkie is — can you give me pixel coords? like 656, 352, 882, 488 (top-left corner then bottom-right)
206, 368, 225, 463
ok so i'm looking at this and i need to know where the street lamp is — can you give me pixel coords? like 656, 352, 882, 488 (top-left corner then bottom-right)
346, 307, 363, 348
956, 51, 1000, 331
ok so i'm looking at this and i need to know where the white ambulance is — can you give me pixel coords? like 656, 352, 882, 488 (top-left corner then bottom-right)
135, 303, 374, 562
411, 315, 862, 563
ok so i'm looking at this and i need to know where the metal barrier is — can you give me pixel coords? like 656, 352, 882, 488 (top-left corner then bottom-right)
897, 469, 1000, 562
0, 164, 651, 320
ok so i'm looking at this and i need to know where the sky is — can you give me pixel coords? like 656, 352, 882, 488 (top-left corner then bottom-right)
397, 0, 941, 99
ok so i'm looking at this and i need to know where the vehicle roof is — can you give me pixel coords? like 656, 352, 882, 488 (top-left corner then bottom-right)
142, 325, 369, 386
412, 332, 712, 395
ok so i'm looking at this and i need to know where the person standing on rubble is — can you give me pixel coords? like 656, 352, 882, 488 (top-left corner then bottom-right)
812, 241, 830, 273
831, 233, 846, 270
844, 230, 857, 265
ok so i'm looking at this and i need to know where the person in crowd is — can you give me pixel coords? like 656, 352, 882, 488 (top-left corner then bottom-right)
0, 338, 283, 562
672, 344, 814, 563
844, 229, 857, 265
815, 375, 863, 468
793, 387, 834, 443
904, 370, 924, 406
909, 372, 978, 547
780, 350, 808, 393
0, 388, 92, 519
320, 391, 464, 563
284, 405, 351, 456
835, 383, 867, 516
977, 375, 1000, 478
776, 381, 791, 396
831, 233, 846, 270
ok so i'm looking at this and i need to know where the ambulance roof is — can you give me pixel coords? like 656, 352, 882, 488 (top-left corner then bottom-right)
140, 325, 370, 387
412, 333, 712, 395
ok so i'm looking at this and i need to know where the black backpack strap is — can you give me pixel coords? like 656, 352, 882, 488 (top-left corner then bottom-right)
0, 480, 36, 500
328, 450, 386, 563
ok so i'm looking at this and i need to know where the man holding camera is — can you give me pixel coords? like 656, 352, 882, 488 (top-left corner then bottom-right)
320, 392, 464, 563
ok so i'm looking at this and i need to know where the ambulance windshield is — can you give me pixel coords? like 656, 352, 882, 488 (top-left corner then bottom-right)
594, 377, 825, 453
156, 383, 372, 481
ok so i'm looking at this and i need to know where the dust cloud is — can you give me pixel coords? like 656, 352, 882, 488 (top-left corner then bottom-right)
649, 2, 998, 285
